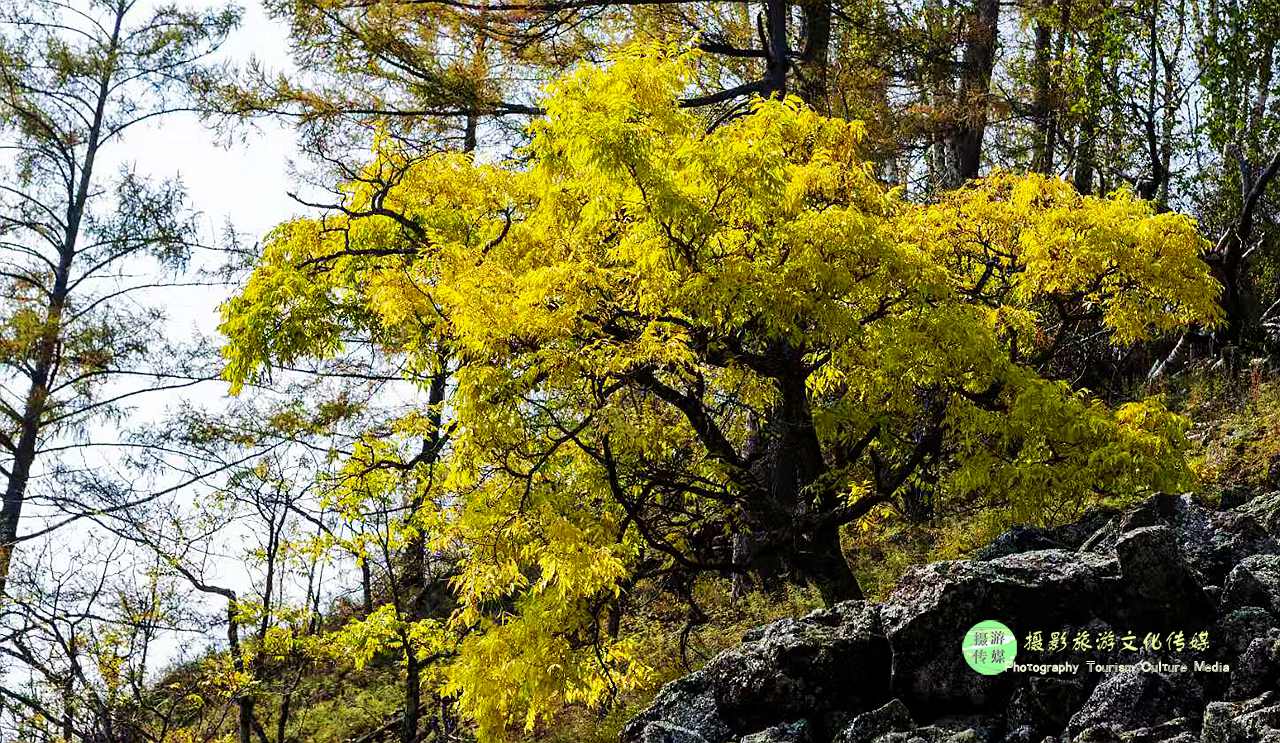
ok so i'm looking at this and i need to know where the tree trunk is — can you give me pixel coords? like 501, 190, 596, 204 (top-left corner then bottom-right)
1073, 29, 1104, 194
796, 0, 833, 110
361, 557, 374, 615
227, 599, 255, 743
401, 651, 422, 743
762, 0, 791, 97
756, 362, 862, 603
947, 0, 1000, 184
1031, 9, 1056, 173
0, 7, 122, 596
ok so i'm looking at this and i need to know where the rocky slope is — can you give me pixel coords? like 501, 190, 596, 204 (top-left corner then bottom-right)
621, 492, 1280, 743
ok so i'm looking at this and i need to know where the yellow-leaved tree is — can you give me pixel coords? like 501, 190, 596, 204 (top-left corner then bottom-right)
219, 47, 1221, 740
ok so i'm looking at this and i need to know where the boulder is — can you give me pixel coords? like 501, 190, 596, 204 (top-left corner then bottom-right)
1068, 717, 1195, 743
882, 550, 1115, 711
1214, 606, 1278, 659
621, 672, 734, 743
1220, 555, 1280, 616
1006, 677, 1091, 740
738, 721, 812, 743
1114, 526, 1213, 628
1238, 491, 1280, 538
1202, 693, 1280, 742
974, 526, 1063, 561
831, 699, 913, 743
1117, 493, 1276, 584
1227, 628, 1280, 699
978, 508, 1120, 561
1064, 670, 1202, 739
621, 602, 890, 743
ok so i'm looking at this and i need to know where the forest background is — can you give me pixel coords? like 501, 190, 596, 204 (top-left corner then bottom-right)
0, 0, 1278, 740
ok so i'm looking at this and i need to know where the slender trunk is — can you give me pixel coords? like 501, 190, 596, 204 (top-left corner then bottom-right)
924, 0, 957, 189
360, 557, 374, 615
0, 8, 123, 596
398, 367, 448, 743
62, 653, 75, 742
1073, 28, 1104, 194
762, 0, 791, 96
796, 0, 833, 110
276, 693, 292, 743
1031, 9, 1055, 173
227, 599, 254, 743
947, 0, 1000, 183
401, 651, 422, 743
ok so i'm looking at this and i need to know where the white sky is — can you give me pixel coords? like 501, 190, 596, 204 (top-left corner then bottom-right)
112, 0, 300, 222
74, 0, 303, 523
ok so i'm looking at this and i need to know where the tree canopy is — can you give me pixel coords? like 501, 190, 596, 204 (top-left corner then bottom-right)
219, 48, 1221, 737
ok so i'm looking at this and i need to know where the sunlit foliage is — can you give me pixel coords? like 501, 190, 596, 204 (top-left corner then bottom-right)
221, 48, 1221, 738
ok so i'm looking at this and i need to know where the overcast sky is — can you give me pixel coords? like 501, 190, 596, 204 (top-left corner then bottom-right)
105, 0, 302, 338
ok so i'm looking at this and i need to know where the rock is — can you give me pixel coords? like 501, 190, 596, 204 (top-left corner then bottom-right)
1220, 486, 1253, 509
882, 550, 1116, 711
1050, 507, 1122, 549
975, 526, 1063, 561
917, 715, 999, 742
1116, 493, 1275, 584
1068, 717, 1195, 743
1216, 606, 1276, 654
1202, 693, 1280, 742
1203, 511, 1279, 580
832, 699, 913, 743
620, 602, 890, 743
1238, 491, 1280, 538
979, 509, 1121, 561
1064, 670, 1202, 739
622, 672, 734, 743
1114, 526, 1213, 627
739, 720, 812, 743
1227, 628, 1280, 699
1007, 677, 1091, 740
1079, 517, 1120, 555
1220, 555, 1280, 616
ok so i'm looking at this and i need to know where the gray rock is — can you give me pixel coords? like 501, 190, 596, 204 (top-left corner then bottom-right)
1065, 670, 1202, 738
915, 715, 999, 742
1220, 485, 1254, 509
1220, 554, 1280, 616
738, 720, 812, 743
1007, 677, 1091, 739
832, 699, 913, 743
974, 507, 1120, 561
1227, 628, 1280, 699
975, 526, 1064, 561
1079, 517, 1120, 555
1051, 508, 1123, 550
1215, 606, 1278, 658
622, 672, 734, 743
1115, 526, 1213, 627
1117, 493, 1275, 584
1238, 491, 1280, 538
1202, 693, 1280, 742
621, 602, 890, 743
1067, 719, 1195, 743
882, 550, 1116, 711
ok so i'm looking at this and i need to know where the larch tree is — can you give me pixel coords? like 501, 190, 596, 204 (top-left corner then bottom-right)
0, 0, 239, 594
219, 49, 1222, 738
